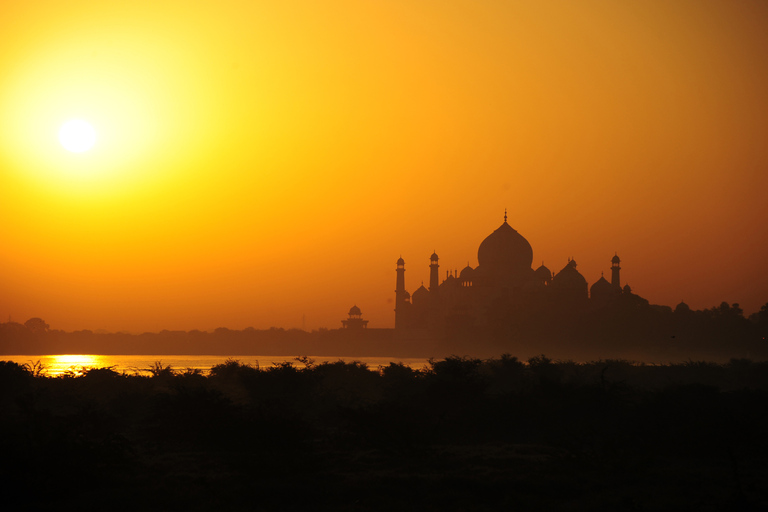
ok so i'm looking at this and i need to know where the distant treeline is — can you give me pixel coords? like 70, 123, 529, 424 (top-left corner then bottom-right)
2, 300, 767, 361
458, 299, 768, 362
0, 322, 408, 356
2, 355, 767, 510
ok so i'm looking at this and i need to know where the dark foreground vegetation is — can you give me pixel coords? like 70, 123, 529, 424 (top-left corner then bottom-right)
2, 356, 768, 511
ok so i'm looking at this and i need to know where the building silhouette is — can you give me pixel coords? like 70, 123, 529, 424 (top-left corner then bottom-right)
394, 212, 637, 334
341, 305, 369, 329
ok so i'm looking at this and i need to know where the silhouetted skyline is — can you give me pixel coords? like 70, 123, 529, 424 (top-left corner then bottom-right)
395, 213, 635, 331
1, 1, 767, 332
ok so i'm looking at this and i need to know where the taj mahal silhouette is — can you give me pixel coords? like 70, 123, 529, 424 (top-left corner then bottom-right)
334, 212, 762, 359
392, 211, 648, 335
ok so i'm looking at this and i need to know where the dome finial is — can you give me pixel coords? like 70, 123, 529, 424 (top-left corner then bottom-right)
504, 208, 507, 223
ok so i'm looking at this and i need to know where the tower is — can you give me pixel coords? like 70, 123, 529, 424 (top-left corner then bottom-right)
611, 253, 621, 290
395, 257, 406, 328
429, 251, 439, 292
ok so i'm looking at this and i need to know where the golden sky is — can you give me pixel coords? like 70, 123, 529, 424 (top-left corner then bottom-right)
1, 1, 767, 332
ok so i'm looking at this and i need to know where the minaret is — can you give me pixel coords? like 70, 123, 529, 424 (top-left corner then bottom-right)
395, 257, 406, 328
611, 253, 621, 290
429, 251, 439, 293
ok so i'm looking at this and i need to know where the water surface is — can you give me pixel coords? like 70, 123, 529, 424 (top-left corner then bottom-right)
3, 354, 431, 377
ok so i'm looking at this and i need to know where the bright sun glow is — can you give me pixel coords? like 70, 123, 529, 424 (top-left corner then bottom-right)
45, 354, 104, 377
59, 119, 96, 153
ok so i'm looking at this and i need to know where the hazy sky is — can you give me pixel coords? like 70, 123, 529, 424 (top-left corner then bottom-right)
1, 1, 767, 332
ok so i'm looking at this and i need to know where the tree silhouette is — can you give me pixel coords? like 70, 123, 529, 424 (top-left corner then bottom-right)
23, 317, 49, 335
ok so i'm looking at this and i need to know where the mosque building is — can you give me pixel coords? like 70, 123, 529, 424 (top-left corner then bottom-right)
394, 212, 632, 332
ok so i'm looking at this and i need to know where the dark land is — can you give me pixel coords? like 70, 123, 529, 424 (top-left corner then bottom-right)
2, 355, 768, 511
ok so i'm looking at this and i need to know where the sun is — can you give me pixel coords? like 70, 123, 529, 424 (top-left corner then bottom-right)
59, 119, 97, 153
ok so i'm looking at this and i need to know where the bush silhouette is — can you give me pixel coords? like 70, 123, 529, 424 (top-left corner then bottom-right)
2, 355, 768, 511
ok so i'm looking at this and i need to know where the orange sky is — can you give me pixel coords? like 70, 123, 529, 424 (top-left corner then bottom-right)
1, 1, 767, 332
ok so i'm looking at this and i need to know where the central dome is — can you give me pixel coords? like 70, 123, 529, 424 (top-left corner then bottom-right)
477, 221, 533, 275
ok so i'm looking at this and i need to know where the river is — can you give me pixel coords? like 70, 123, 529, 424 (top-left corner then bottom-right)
2, 354, 432, 377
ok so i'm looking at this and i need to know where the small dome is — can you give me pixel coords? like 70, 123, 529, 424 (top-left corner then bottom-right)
534, 264, 552, 281
612, 254, 621, 264
430, 251, 439, 262
623, 284, 632, 294
397, 257, 405, 266
459, 265, 474, 280
552, 259, 587, 288
412, 284, 430, 304
674, 301, 691, 313
348, 305, 362, 316
590, 276, 613, 297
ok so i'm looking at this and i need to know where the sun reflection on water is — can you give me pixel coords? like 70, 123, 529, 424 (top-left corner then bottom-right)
46, 354, 107, 377
4, 355, 430, 377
